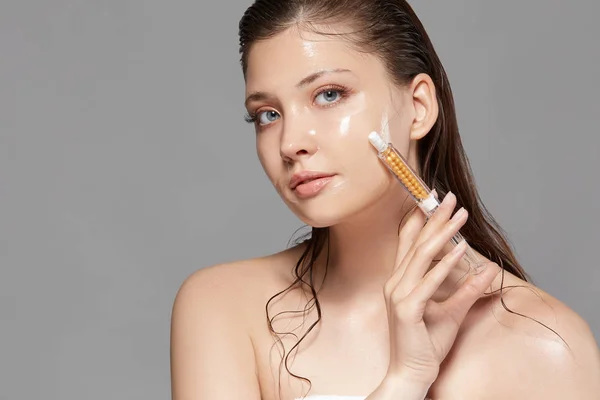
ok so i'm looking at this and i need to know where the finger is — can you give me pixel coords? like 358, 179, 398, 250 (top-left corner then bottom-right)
441, 262, 500, 323
386, 192, 460, 297
392, 191, 457, 275
408, 240, 468, 304
384, 207, 425, 300
397, 206, 468, 292
394, 204, 426, 272
416, 191, 457, 245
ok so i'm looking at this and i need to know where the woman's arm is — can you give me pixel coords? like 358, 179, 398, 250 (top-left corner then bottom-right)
170, 266, 262, 400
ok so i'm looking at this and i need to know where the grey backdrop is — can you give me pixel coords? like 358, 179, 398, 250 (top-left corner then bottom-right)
1, 1, 599, 399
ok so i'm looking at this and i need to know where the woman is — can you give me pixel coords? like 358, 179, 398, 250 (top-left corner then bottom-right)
170, 1, 600, 399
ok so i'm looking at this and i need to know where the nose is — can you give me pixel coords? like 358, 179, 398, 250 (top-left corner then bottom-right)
279, 118, 319, 163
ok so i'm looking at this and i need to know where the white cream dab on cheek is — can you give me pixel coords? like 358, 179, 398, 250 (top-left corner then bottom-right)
380, 110, 391, 143
339, 115, 351, 136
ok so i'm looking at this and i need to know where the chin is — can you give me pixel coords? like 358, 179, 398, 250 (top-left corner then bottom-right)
283, 186, 389, 229
286, 201, 347, 228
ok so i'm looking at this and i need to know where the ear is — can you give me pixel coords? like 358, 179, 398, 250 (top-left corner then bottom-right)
408, 73, 438, 141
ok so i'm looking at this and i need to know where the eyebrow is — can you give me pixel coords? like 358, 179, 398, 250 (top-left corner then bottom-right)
296, 68, 351, 88
244, 68, 352, 108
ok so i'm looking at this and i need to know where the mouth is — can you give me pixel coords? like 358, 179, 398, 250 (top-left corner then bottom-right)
289, 172, 335, 190
289, 171, 336, 199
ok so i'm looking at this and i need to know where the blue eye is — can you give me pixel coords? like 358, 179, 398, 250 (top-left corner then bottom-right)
257, 110, 280, 125
315, 89, 341, 105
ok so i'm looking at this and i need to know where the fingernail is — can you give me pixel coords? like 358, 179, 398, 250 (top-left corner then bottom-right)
442, 191, 455, 204
452, 207, 466, 221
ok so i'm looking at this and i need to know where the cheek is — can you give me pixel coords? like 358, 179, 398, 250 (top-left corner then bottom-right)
306, 93, 374, 144
331, 101, 401, 193
256, 136, 283, 185
331, 115, 394, 192
347, 145, 392, 193
384, 103, 414, 157
326, 101, 390, 166
388, 123, 411, 157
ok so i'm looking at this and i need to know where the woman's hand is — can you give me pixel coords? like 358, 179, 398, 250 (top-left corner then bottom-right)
382, 192, 499, 387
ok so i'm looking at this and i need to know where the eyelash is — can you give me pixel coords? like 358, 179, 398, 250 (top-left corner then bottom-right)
243, 84, 352, 126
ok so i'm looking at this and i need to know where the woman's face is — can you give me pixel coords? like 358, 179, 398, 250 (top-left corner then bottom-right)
244, 27, 422, 227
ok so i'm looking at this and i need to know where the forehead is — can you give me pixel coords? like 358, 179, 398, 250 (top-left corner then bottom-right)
244, 27, 379, 94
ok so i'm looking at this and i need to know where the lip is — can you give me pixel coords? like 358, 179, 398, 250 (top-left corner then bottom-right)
289, 171, 336, 198
289, 171, 335, 190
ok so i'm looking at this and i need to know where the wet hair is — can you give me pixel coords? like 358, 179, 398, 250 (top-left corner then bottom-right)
238, 0, 561, 397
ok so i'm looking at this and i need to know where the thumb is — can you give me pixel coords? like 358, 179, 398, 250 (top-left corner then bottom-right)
394, 204, 426, 272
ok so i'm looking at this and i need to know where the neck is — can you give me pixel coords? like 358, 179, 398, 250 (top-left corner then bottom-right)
310, 188, 489, 305
315, 187, 415, 298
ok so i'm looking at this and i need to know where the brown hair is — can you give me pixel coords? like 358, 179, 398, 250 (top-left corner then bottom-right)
238, 0, 534, 396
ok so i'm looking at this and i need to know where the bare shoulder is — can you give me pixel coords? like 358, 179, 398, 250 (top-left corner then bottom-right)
486, 280, 600, 367
172, 244, 303, 321
441, 277, 600, 398
170, 245, 303, 399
